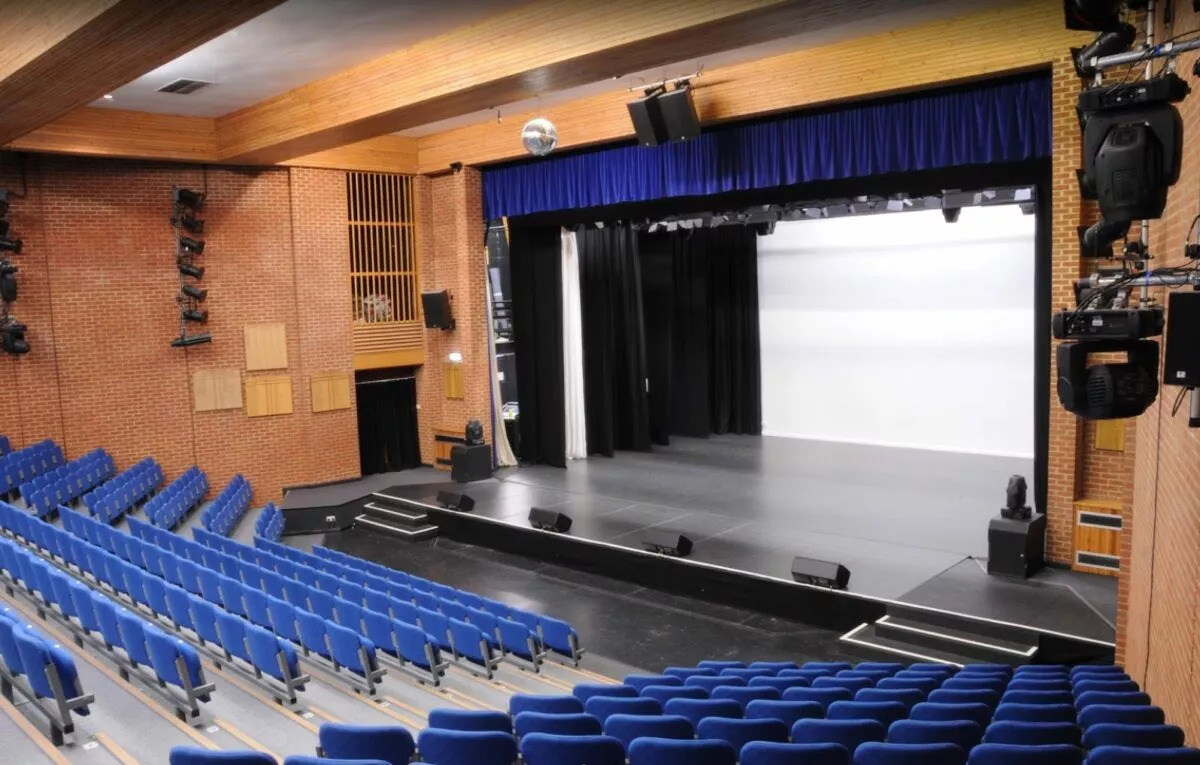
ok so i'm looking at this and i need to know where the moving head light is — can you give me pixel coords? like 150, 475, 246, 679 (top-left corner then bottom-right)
1057, 339, 1159, 419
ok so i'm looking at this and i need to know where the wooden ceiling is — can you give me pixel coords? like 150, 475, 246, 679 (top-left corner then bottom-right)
0, 0, 287, 145
1, 0, 1089, 175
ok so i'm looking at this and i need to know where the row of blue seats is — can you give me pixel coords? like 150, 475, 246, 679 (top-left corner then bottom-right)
253, 503, 283, 542
146, 466, 208, 529
19, 448, 115, 518
0, 439, 65, 495
0, 595, 92, 745
84, 457, 163, 524
118, 516, 392, 694
201, 474, 251, 536
309, 541, 584, 666
15, 503, 310, 708
0, 507, 222, 721
243, 534, 544, 679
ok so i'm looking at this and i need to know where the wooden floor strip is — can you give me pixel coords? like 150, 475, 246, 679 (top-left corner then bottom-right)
215, 717, 281, 763
383, 695, 428, 720
202, 660, 319, 734
554, 663, 617, 684
93, 733, 139, 765
0, 592, 219, 750
307, 705, 341, 723
0, 692, 72, 765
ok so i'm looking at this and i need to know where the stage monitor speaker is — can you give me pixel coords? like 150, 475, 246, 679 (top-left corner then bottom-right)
656, 86, 701, 142
791, 556, 851, 590
451, 444, 492, 483
529, 507, 572, 533
436, 490, 475, 512
642, 529, 693, 557
1165, 291, 1200, 387
627, 95, 667, 147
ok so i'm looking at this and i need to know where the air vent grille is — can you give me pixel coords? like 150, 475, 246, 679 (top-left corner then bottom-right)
158, 78, 212, 95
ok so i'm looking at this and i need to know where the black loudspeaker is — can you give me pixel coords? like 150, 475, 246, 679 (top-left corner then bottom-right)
436, 490, 475, 512
791, 556, 851, 590
1164, 292, 1200, 387
529, 507, 572, 533
450, 444, 491, 483
627, 95, 666, 147
421, 290, 454, 329
656, 86, 701, 142
987, 512, 1046, 579
642, 529, 693, 557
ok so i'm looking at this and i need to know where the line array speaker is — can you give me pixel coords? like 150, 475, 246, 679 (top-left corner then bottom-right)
529, 507, 572, 533
790, 556, 851, 590
642, 529, 693, 557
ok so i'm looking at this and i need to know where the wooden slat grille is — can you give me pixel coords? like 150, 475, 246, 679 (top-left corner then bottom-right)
347, 171, 420, 358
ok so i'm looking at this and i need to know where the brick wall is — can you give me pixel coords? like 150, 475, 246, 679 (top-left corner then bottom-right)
0, 155, 359, 503
413, 169, 492, 464
1118, 3, 1200, 740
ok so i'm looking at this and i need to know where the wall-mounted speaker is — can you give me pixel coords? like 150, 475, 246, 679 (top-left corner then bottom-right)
627, 95, 666, 147
529, 507, 572, 533
791, 556, 851, 590
627, 86, 701, 147
436, 490, 475, 512
642, 529, 693, 557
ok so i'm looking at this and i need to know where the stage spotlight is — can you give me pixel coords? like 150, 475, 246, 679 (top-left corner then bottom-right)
181, 284, 207, 301
173, 187, 204, 209
1063, 0, 1123, 31
1074, 23, 1136, 77
182, 308, 208, 323
2, 320, 29, 355
172, 214, 204, 234
171, 333, 212, 348
942, 207, 961, 223
0, 262, 17, 303
1001, 475, 1032, 520
1080, 217, 1131, 258
178, 236, 204, 254
178, 262, 205, 279
0, 236, 22, 254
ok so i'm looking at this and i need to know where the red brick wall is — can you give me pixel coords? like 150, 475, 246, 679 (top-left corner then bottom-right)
1119, 3, 1200, 739
0, 155, 359, 503
413, 169, 492, 465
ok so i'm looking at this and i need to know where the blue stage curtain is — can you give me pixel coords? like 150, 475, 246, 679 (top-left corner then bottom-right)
483, 74, 1051, 219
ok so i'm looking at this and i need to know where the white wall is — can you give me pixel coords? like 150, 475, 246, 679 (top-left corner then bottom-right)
756, 205, 1036, 458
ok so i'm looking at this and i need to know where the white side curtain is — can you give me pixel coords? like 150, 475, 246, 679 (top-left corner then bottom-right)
486, 267, 517, 467
562, 227, 589, 459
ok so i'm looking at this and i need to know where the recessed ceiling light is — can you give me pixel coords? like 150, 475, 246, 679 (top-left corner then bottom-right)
102, 94, 114, 100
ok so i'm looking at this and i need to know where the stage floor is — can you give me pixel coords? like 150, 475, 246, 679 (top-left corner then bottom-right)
285, 434, 1115, 643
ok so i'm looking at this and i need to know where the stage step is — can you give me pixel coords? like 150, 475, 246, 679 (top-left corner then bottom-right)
353, 514, 439, 541
840, 622, 978, 667
840, 602, 1040, 667
362, 501, 428, 525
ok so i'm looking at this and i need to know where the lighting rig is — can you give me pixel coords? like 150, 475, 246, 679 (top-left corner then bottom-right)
170, 186, 211, 348
1055, 0, 1200, 423
0, 189, 28, 355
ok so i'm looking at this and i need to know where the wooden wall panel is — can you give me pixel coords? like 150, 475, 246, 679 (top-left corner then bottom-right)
244, 323, 288, 371
7, 107, 217, 162
192, 368, 243, 412
444, 362, 465, 401
285, 135, 418, 175
310, 372, 352, 413
416, 0, 1090, 172
245, 376, 293, 417
1095, 419, 1126, 452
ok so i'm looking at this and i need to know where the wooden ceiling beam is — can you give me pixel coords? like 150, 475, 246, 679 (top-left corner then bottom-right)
214, 0, 829, 165
0, 0, 287, 144
415, 0, 1091, 173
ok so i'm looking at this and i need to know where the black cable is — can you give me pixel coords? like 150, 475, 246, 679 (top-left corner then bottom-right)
1171, 386, 1190, 416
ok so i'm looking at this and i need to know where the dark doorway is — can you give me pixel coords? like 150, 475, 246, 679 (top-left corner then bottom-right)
356, 368, 421, 475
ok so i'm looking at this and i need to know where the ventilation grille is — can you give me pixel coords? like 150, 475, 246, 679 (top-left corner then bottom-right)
157, 78, 212, 95
1076, 551, 1120, 570
1078, 512, 1122, 530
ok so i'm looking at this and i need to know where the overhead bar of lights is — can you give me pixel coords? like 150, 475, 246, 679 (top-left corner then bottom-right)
170, 186, 211, 347
0, 189, 28, 355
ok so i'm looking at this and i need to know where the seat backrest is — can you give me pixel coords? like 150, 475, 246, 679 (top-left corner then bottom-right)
696, 716, 789, 751
711, 685, 781, 709
1002, 691, 1076, 706
688, 675, 746, 692
942, 676, 1007, 693
791, 718, 886, 753
856, 687, 924, 709
515, 711, 603, 739
663, 698, 743, 727
145, 627, 205, 692
602, 713, 691, 748
215, 610, 250, 663
627, 737, 737, 765
625, 674, 683, 692
888, 719, 983, 751
519, 733, 625, 765
814, 676, 874, 694
740, 742, 851, 765
664, 666, 718, 681
1078, 705, 1166, 729
642, 685, 708, 705
572, 683, 638, 705
983, 721, 1081, 747
910, 702, 993, 727
1075, 692, 1152, 710
1081, 724, 1186, 751
783, 686, 854, 709
1084, 747, 1200, 765
584, 696, 662, 724
854, 741, 966, 764
744, 699, 825, 728
965, 743, 1082, 764
317, 723, 415, 765
509, 693, 584, 717
827, 700, 908, 729
116, 607, 151, 665
928, 689, 1001, 708
325, 620, 372, 673
295, 610, 330, 658
427, 709, 512, 733
168, 746, 276, 764
416, 729, 518, 765
993, 703, 1077, 724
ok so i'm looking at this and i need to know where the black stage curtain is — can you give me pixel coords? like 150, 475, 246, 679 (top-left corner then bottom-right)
509, 225, 566, 467
356, 378, 421, 474
640, 226, 762, 438
577, 224, 651, 456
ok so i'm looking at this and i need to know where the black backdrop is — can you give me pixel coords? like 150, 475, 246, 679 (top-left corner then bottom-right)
356, 378, 421, 474
577, 225, 652, 456
509, 225, 567, 467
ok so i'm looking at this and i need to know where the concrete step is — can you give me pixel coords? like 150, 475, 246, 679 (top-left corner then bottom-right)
352, 514, 438, 541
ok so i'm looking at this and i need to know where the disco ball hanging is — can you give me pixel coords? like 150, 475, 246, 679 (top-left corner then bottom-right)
521, 117, 558, 156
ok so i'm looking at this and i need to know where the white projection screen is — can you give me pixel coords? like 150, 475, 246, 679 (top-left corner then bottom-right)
756, 205, 1035, 458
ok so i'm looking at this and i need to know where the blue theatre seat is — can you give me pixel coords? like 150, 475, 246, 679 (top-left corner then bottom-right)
1082, 724, 1186, 750
509, 694, 584, 717
696, 716, 789, 752
427, 708, 511, 732
416, 728, 517, 765
740, 742, 850, 765
966, 743, 1083, 764
792, 718, 887, 753
519, 733, 625, 765
983, 721, 1081, 747
854, 742, 966, 765
627, 737, 737, 765
516, 712, 603, 739
1085, 747, 1200, 764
